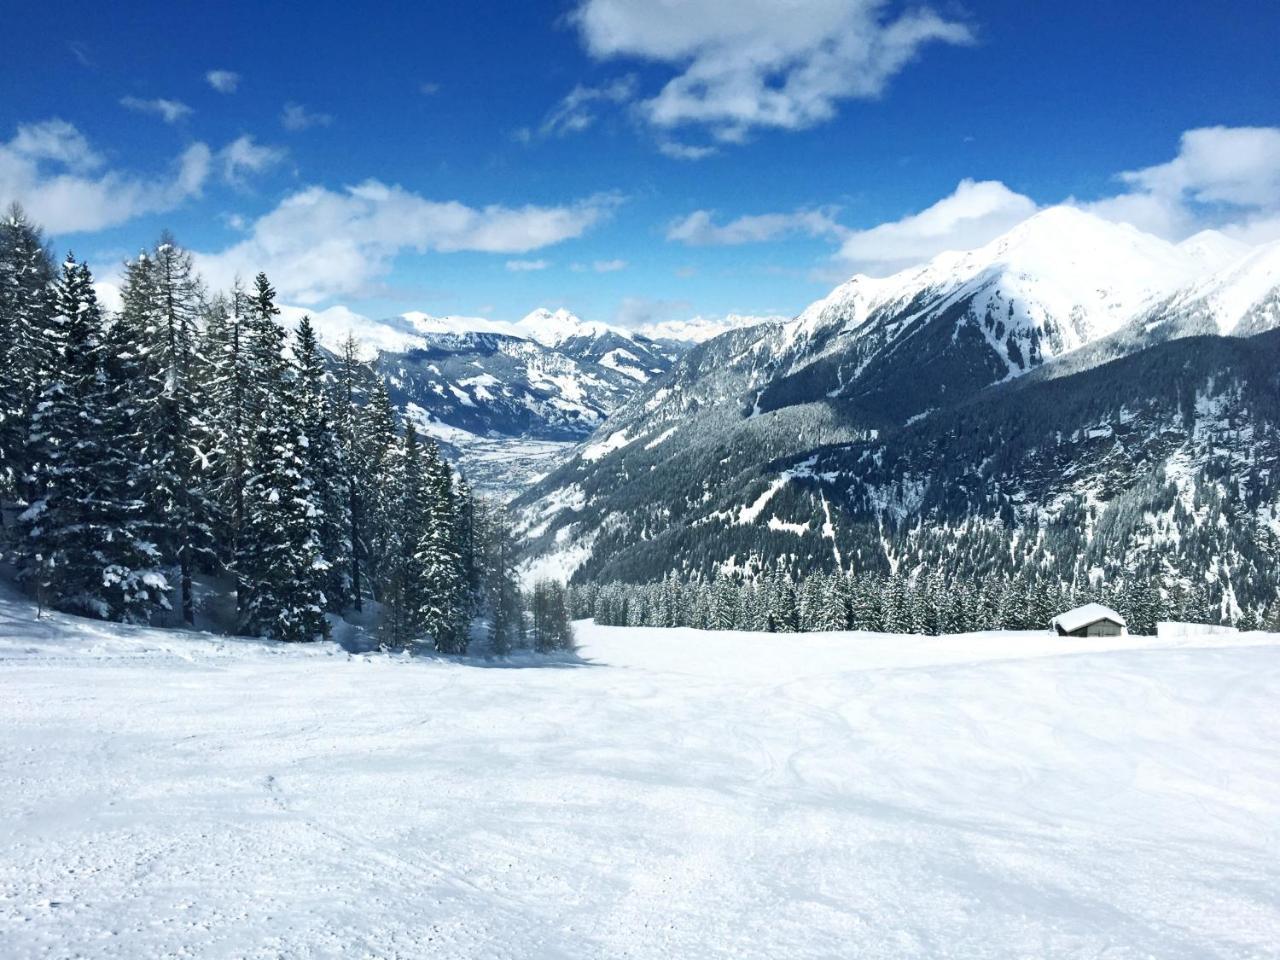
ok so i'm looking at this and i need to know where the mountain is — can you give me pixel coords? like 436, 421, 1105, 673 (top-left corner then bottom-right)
296, 306, 696, 494
513, 211, 1280, 619
516, 308, 679, 384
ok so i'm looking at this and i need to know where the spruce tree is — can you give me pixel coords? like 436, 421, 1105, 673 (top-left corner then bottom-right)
417, 437, 466, 652
295, 317, 353, 611
0, 205, 54, 503
17, 256, 168, 620
238, 274, 327, 641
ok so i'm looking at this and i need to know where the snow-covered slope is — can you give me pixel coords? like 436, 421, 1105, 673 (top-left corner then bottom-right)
1137, 238, 1280, 339
3, 587, 1277, 958
788, 206, 1219, 383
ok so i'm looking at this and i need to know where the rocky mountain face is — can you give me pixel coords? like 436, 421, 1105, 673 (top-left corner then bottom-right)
512, 211, 1280, 619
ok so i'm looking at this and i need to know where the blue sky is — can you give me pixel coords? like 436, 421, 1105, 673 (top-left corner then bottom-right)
2, 0, 1279, 329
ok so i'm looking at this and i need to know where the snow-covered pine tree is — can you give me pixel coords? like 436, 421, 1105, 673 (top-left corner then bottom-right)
17, 256, 168, 621
417, 437, 467, 653
294, 317, 353, 612
121, 237, 216, 625
0, 205, 54, 503
358, 376, 400, 603
483, 500, 523, 655
199, 281, 254, 587
237, 274, 327, 642
378, 421, 424, 648
333, 334, 368, 611
711, 573, 739, 630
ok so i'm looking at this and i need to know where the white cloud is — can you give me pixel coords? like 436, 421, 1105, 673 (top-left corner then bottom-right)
219, 135, 286, 183
538, 75, 637, 137
206, 70, 240, 94
506, 258, 552, 271
572, 0, 972, 142
836, 178, 1037, 273
0, 119, 210, 234
1075, 126, 1280, 243
420, 82, 441, 96
282, 102, 333, 132
668, 207, 845, 245
196, 182, 620, 303
593, 258, 628, 272
657, 140, 718, 161
9, 119, 102, 171
612, 295, 693, 329
120, 97, 193, 124
827, 127, 1280, 275
1120, 126, 1280, 207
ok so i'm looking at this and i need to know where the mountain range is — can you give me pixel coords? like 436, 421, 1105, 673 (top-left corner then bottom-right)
510, 207, 1280, 620
294, 307, 772, 491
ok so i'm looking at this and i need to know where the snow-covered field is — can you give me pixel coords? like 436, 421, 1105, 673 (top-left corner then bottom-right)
2, 592, 1278, 959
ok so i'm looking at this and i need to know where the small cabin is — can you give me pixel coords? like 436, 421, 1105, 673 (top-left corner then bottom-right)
1051, 603, 1126, 638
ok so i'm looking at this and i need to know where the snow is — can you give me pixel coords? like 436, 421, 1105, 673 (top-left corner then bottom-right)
1157, 239, 1280, 334
642, 425, 678, 450
579, 428, 632, 462
791, 206, 1255, 377
2, 591, 1278, 958
635, 313, 783, 343
598, 348, 649, 382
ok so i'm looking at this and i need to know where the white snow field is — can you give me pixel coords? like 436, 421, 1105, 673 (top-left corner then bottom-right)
2, 593, 1279, 959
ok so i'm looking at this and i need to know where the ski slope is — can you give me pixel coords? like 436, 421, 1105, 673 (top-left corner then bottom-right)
1, 593, 1278, 959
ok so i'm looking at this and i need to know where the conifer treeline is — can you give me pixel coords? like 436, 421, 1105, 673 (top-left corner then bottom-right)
574, 565, 1275, 636
0, 206, 568, 651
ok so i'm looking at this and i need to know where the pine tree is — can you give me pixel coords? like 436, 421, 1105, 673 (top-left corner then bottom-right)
0, 205, 54, 503
121, 237, 215, 624
358, 376, 400, 602
200, 281, 254, 588
238, 274, 327, 641
295, 317, 353, 612
483, 501, 522, 655
378, 422, 424, 648
417, 438, 467, 652
17, 256, 168, 620
333, 334, 368, 611
531, 580, 574, 653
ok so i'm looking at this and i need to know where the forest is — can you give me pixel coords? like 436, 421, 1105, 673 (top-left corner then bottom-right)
0, 206, 572, 654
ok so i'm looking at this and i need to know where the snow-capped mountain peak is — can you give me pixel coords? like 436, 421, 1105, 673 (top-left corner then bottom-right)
516, 307, 624, 348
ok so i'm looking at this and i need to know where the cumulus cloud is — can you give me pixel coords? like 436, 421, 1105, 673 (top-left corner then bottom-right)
1076, 126, 1280, 243
120, 96, 193, 124
506, 258, 552, 271
0, 119, 210, 234
536, 75, 637, 138
668, 207, 845, 245
592, 258, 628, 272
219, 135, 286, 184
282, 102, 333, 132
835, 179, 1037, 272
195, 182, 620, 303
571, 0, 973, 142
206, 70, 240, 93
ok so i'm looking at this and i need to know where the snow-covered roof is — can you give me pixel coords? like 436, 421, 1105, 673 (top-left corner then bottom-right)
1051, 603, 1126, 633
